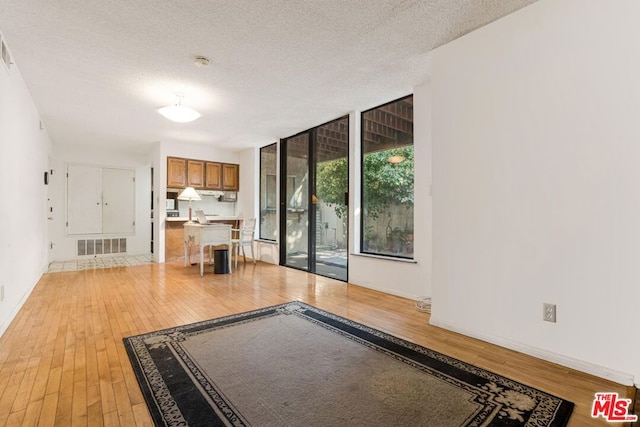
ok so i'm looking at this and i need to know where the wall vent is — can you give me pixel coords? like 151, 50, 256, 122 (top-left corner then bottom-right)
77, 238, 127, 256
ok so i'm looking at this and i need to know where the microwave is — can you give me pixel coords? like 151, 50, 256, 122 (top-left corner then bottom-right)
222, 191, 237, 202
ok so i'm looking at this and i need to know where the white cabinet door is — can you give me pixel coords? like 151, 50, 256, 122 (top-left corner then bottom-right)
103, 168, 135, 234
67, 164, 136, 235
67, 164, 103, 235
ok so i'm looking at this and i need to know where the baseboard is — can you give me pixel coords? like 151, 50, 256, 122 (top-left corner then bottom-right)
349, 280, 421, 301
429, 317, 635, 387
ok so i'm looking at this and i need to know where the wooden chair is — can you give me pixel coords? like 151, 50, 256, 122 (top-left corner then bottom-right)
231, 218, 256, 268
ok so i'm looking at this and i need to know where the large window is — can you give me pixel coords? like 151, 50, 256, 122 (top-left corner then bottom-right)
259, 143, 277, 240
361, 95, 414, 259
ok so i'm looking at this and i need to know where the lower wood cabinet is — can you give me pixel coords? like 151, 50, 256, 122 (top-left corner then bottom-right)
165, 221, 194, 262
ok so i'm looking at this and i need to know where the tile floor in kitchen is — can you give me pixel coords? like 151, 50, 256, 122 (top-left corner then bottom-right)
47, 254, 154, 272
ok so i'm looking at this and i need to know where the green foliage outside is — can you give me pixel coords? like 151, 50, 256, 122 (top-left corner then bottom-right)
316, 145, 414, 219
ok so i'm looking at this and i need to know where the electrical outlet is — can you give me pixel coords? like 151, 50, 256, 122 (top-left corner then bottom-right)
0, 285, 4, 302
543, 303, 556, 323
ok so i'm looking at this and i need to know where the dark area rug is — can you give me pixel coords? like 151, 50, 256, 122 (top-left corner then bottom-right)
123, 301, 573, 426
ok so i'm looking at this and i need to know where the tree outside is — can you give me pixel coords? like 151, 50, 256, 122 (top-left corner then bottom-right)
316, 145, 414, 257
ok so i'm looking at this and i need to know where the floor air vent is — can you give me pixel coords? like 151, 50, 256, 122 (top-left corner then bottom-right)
77, 238, 127, 256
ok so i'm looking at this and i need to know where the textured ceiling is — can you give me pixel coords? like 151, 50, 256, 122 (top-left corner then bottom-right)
0, 0, 537, 152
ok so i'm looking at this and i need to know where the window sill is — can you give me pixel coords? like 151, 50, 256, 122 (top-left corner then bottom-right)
350, 252, 417, 263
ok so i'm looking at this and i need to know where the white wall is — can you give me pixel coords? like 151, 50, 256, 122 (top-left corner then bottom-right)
430, 0, 640, 386
151, 142, 163, 261
0, 50, 52, 336
238, 146, 278, 264
50, 144, 152, 260
253, 144, 280, 265
238, 147, 257, 220
348, 86, 433, 299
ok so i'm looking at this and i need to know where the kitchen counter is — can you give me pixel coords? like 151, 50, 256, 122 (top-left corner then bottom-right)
165, 215, 238, 222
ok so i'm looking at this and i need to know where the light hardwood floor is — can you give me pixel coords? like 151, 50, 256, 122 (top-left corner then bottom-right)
0, 261, 635, 426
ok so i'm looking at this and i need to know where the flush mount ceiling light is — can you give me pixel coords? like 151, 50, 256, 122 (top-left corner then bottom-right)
158, 94, 201, 123
194, 56, 210, 67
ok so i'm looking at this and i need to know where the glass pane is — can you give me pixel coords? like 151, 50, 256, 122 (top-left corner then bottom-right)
315, 117, 348, 280
259, 143, 277, 241
361, 96, 414, 259
284, 133, 310, 270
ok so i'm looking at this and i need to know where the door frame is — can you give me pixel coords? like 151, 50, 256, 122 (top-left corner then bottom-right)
278, 116, 349, 281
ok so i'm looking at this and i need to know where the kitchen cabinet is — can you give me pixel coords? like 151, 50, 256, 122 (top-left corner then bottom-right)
167, 156, 239, 191
205, 162, 222, 189
222, 163, 239, 191
187, 160, 205, 188
167, 157, 187, 188
165, 220, 194, 262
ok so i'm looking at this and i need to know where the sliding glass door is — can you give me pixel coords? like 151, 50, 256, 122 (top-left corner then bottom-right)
314, 118, 348, 279
280, 117, 349, 281
281, 132, 310, 271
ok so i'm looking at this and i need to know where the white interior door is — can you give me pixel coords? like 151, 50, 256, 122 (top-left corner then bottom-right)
67, 164, 102, 235
103, 168, 135, 234
46, 157, 54, 261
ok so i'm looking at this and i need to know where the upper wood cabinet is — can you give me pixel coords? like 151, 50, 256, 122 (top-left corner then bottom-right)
167, 156, 239, 191
205, 162, 222, 189
187, 160, 205, 188
222, 163, 239, 191
167, 157, 187, 188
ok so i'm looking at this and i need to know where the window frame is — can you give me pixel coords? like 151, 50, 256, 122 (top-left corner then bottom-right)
259, 143, 278, 241
360, 94, 414, 260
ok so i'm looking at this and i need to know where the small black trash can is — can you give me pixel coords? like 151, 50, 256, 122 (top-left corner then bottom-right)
214, 249, 230, 274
